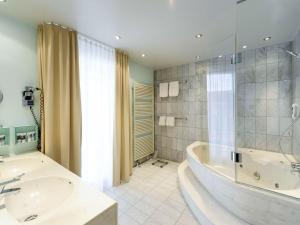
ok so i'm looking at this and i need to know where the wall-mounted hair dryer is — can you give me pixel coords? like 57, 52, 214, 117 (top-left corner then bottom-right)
22, 86, 41, 107
22, 86, 42, 151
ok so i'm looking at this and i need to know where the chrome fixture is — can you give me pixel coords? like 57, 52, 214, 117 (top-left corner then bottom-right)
286, 50, 300, 58
0, 173, 25, 186
231, 152, 242, 163
0, 186, 21, 196
291, 162, 300, 174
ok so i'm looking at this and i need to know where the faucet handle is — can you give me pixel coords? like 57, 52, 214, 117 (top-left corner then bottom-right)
0, 186, 5, 194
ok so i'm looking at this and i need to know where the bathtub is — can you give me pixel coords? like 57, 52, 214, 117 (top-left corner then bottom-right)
185, 141, 300, 225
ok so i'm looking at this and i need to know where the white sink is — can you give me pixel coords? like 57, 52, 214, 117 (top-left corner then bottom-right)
4, 177, 74, 223
0, 157, 45, 180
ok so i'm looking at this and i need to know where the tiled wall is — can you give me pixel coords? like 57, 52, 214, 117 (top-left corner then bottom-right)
292, 31, 300, 160
154, 63, 204, 162
154, 41, 294, 162
154, 56, 233, 162
236, 42, 293, 153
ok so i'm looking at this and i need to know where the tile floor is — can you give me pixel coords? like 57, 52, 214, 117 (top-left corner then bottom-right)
104, 159, 200, 225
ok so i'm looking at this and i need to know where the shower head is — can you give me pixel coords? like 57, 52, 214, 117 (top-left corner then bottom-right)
278, 47, 300, 58
286, 50, 300, 58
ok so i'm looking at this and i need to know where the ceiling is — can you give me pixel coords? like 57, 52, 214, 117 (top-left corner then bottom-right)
0, 0, 299, 69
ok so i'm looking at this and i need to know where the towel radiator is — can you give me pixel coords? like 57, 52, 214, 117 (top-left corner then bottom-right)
133, 82, 154, 162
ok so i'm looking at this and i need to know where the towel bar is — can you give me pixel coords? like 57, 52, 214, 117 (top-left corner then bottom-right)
157, 116, 187, 120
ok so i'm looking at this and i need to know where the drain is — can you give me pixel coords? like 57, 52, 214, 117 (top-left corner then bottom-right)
239, 164, 243, 168
24, 214, 38, 222
275, 183, 280, 189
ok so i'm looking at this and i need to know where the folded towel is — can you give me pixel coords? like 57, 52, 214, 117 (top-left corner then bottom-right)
159, 116, 166, 126
159, 83, 169, 98
169, 81, 179, 97
166, 117, 175, 127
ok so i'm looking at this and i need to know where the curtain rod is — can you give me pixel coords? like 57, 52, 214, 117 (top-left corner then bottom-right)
45, 22, 73, 31
45, 21, 116, 50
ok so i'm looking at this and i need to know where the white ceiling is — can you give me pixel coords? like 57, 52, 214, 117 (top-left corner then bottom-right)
0, 0, 300, 69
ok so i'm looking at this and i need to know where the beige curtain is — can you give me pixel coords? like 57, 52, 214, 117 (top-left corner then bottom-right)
37, 24, 82, 176
114, 49, 132, 185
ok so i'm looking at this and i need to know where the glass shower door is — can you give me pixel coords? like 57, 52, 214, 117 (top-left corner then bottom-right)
235, 0, 300, 199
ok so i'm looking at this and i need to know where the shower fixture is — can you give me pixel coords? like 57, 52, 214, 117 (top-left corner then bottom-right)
286, 50, 300, 58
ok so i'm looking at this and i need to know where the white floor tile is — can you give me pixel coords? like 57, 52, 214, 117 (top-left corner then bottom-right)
106, 160, 201, 225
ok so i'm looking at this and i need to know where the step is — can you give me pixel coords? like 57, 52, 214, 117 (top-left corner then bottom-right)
178, 161, 249, 225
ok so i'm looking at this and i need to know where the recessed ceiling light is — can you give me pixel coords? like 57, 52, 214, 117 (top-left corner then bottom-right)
0, 0, 7, 2
242, 45, 247, 49
263, 36, 271, 41
218, 55, 223, 58
195, 34, 203, 39
115, 35, 121, 40
141, 54, 146, 58
196, 56, 201, 59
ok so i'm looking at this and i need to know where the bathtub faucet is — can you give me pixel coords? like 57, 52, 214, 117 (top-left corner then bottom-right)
291, 162, 300, 174
0, 173, 25, 187
0, 186, 21, 196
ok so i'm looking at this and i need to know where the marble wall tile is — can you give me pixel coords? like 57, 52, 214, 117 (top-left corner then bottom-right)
245, 66, 256, 83
267, 99, 279, 117
155, 42, 293, 161
235, 43, 293, 153
267, 63, 278, 81
255, 83, 267, 99
279, 80, 291, 99
256, 100, 266, 116
256, 117, 267, 134
267, 135, 280, 152
267, 117, 279, 135
255, 134, 267, 150
245, 83, 256, 99
256, 47, 267, 65
256, 64, 267, 82
267, 81, 279, 99
245, 117, 255, 133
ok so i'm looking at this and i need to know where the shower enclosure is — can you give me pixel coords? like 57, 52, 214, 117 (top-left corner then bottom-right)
233, 0, 300, 198
198, 0, 300, 200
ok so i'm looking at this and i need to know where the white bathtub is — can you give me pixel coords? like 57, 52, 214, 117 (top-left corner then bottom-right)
185, 141, 300, 225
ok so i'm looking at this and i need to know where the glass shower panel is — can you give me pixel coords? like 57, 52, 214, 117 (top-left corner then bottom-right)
205, 55, 236, 179
196, 29, 236, 180
235, 0, 300, 199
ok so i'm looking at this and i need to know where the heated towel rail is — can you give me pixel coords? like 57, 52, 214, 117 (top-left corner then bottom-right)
133, 82, 154, 162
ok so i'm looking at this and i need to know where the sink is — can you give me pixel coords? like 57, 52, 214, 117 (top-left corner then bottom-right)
4, 177, 74, 222
0, 157, 45, 180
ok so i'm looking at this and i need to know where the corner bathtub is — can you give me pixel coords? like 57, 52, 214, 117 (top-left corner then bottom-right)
186, 141, 300, 225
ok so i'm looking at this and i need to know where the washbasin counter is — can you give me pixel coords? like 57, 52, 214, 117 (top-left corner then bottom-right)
0, 151, 117, 225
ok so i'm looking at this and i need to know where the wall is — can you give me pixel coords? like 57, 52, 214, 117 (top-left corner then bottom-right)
292, 30, 300, 161
129, 59, 154, 84
0, 14, 38, 153
154, 56, 234, 162
154, 42, 295, 163
236, 42, 293, 153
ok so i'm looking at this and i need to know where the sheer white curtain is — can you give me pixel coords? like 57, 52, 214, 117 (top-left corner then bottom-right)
78, 35, 116, 190
207, 57, 234, 167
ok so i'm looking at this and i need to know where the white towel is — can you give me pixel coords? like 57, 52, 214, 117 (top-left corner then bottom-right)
169, 81, 179, 97
159, 116, 166, 126
166, 117, 175, 127
159, 83, 169, 98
